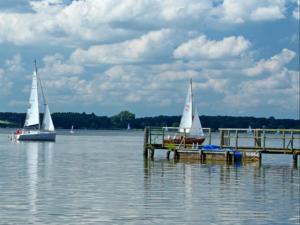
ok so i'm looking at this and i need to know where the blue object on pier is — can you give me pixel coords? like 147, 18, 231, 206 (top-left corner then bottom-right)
233, 151, 242, 158
201, 145, 223, 151
201, 145, 242, 156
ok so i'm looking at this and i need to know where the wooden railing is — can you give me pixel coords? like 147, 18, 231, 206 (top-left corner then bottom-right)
219, 128, 300, 153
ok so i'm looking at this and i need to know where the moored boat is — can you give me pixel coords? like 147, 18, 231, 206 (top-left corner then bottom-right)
164, 79, 205, 146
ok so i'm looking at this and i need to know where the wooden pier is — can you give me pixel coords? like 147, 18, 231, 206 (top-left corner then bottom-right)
143, 127, 300, 166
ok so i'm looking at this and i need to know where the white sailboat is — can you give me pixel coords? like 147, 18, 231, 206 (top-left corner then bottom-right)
127, 123, 131, 130
164, 79, 205, 145
70, 125, 74, 134
247, 125, 253, 135
14, 61, 56, 141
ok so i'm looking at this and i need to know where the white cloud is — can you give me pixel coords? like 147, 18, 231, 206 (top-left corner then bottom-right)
70, 29, 177, 64
293, 0, 300, 19
0, 0, 293, 45
244, 48, 296, 77
40, 53, 84, 77
213, 0, 286, 24
5, 54, 24, 72
224, 49, 299, 114
250, 6, 285, 21
174, 35, 250, 59
0, 68, 13, 95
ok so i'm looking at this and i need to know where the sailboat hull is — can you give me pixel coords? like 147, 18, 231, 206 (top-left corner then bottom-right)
16, 131, 56, 141
164, 136, 205, 145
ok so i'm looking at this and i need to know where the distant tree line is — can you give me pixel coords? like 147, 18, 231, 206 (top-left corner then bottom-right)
0, 111, 299, 130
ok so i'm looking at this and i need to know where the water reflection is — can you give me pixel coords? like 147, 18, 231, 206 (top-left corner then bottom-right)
26, 142, 38, 217
25, 142, 54, 220
143, 158, 300, 224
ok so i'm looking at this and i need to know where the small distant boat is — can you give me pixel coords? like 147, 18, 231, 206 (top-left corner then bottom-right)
247, 125, 253, 134
12, 60, 56, 141
70, 125, 74, 134
164, 79, 205, 145
127, 123, 131, 130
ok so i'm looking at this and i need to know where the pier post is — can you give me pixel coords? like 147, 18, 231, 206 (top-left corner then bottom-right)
255, 130, 262, 147
235, 130, 238, 149
143, 127, 149, 158
162, 127, 165, 148
225, 150, 229, 162
166, 150, 171, 160
174, 149, 179, 161
258, 152, 262, 166
220, 130, 224, 147
199, 150, 203, 161
150, 147, 155, 160
293, 154, 298, 167
262, 130, 266, 151
291, 131, 294, 151
282, 131, 286, 149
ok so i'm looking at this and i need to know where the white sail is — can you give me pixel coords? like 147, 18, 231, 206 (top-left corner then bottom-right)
42, 104, 55, 131
247, 125, 252, 134
70, 125, 74, 134
24, 70, 40, 128
179, 80, 193, 133
190, 107, 204, 137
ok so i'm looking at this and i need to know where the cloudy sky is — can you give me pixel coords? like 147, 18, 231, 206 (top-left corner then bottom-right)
0, 0, 299, 118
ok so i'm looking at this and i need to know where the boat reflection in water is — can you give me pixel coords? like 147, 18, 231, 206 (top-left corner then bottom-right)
25, 142, 54, 220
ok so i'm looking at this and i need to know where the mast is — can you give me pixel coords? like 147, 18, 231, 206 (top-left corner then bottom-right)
190, 78, 193, 120
36, 60, 47, 107
34, 60, 41, 130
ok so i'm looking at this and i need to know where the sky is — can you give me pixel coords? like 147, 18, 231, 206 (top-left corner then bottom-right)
0, 0, 299, 119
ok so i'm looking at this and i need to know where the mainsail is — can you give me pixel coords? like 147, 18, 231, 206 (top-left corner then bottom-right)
42, 104, 55, 131
24, 70, 40, 128
179, 80, 193, 133
190, 107, 204, 137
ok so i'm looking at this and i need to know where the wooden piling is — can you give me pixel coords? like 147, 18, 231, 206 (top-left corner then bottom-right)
199, 150, 203, 161
174, 149, 179, 161
293, 154, 298, 167
150, 147, 155, 160
220, 130, 225, 147
166, 150, 171, 160
225, 150, 231, 162
255, 130, 262, 147
258, 152, 262, 165
143, 127, 149, 158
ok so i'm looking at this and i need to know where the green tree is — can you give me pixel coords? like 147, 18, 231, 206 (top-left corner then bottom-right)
111, 111, 135, 128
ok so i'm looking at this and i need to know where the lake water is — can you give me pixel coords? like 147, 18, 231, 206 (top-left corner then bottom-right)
0, 129, 299, 224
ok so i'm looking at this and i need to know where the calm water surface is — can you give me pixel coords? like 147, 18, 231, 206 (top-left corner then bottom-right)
0, 129, 299, 224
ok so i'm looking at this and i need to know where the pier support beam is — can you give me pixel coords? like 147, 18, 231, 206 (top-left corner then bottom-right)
143, 127, 149, 158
